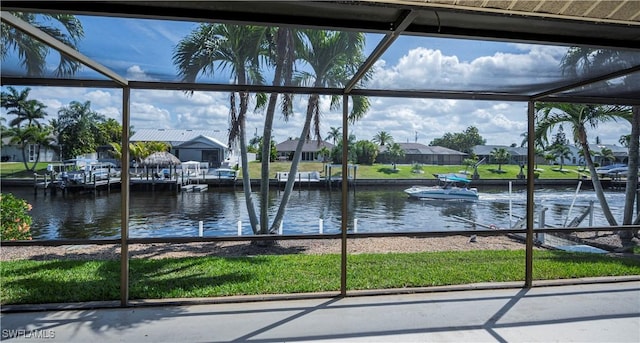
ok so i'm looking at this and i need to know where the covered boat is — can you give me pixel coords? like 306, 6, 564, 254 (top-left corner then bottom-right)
404, 174, 479, 201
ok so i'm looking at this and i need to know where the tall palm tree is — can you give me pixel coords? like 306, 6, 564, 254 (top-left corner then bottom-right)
561, 47, 640, 230
173, 24, 268, 233
29, 125, 56, 168
1, 87, 47, 128
269, 29, 370, 233
372, 131, 393, 146
535, 103, 631, 226
257, 27, 298, 235
1, 12, 84, 77
326, 126, 341, 145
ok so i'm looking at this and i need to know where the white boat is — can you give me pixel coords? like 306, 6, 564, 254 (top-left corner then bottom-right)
404, 174, 479, 201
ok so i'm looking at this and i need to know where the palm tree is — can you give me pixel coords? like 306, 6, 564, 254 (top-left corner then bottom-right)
1, 87, 47, 128
1, 12, 84, 77
269, 29, 370, 233
257, 27, 298, 236
598, 147, 616, 167
29, 125, 56, 168
3, 125, 51, 171
561, 47, 640, 230
387, 142, 405, 170
372, 131, 393, 146
490, 147, 510, 171
548, 143, 572, 170
535, 103, 631, 227
173, 24, 268, 233
326, 126, 342, 145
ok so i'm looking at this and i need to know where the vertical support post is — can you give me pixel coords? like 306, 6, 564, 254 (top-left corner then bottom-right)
120, 86, 131, 307
199, 221, 204, 237
319, 218, 324, 234
237, 221, 242, 236
340, 94, 349, 296
525, 101, 535, 288
354, 218, 358, 233
278, 221, 283, 235
508, 181, 513, 229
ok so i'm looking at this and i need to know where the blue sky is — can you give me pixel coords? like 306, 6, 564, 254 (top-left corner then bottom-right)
1, 15, 632, 148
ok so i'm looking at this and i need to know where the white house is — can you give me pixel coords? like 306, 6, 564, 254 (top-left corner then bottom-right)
130, 129, 240, 168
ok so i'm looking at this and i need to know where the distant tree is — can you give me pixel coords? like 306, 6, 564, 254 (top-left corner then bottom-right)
318, 146, 331, 163
96, 118, 124, 146
256, 139, 277, 162
331, 134, 357, 164
372, 131, 393, 146
56, 100, 105, 159
462, 157, 478, 174
325, 127, 341, 145
548, 143, 571, 170
618, 134, 630, 147
248, 135, 262, 153
490, 147, 510, 171
429, 126, 485, 154
386, 143, 405, 170
354, 140, 378, 165
599, 147, 616, 166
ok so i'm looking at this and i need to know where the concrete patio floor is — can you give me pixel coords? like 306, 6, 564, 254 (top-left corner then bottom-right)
1, 279, 639, 342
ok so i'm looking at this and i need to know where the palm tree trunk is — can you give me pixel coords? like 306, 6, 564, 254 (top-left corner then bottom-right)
20, 145, 30, 171
578, 126, 618, 226
270, 94, 318, 233
622, 106, 639, 237
259, 28, 295, 236
237, 91, 259, 234
259, 93, 277, 235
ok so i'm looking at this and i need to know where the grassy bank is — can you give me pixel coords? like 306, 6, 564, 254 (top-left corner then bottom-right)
1, 161, 589, 180
250, 161, 588, 180
2, 250, 639, 304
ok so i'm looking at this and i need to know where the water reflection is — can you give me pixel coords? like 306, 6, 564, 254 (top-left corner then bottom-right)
1, 186, 626, 240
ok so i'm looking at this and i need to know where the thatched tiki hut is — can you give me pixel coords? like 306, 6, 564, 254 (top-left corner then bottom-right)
142, 151, 181, 178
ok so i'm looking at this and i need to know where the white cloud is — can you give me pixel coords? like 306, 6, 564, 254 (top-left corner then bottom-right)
0, 41, 629, 149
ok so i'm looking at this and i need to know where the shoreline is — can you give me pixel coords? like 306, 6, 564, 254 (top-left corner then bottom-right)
2, 232, 637, 262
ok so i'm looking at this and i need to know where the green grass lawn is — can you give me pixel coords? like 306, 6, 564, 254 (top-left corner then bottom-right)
246, 161, 588, 180
1, 161, 589, 180
1, 250, 638, 304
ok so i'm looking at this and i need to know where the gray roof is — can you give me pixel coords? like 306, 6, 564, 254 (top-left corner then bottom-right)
473, 145, 528, 156
276, 139, 334, 152
380, 143, 466, 155
131, 129, 228, 147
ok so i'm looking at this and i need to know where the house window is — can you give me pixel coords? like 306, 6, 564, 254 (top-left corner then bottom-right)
28, 144, 37, 162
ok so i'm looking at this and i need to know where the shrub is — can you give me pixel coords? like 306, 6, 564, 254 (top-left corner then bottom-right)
1, 193, 33, 240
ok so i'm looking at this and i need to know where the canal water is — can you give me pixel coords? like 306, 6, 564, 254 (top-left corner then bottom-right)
2, 185, 627, 240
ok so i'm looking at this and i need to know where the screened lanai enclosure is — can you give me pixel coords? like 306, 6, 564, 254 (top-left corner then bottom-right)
1, 1, 639, 307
